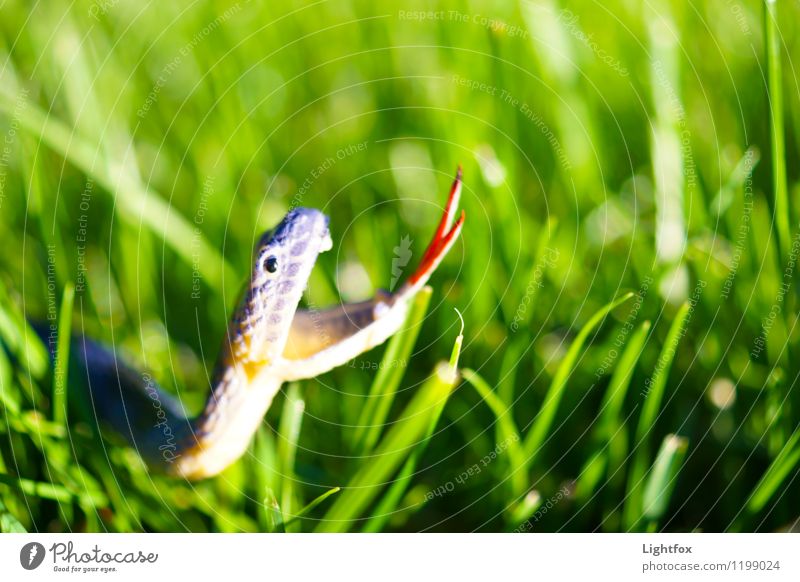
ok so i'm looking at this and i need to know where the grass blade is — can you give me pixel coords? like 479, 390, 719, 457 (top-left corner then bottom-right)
599, 321, 653, 441
575, 321, 651, 502
317, 360, 460, 532
0, 285, 49, 382
52, 283, 74, 426
624, 302, 691, 530
352, 287, 432, 454
746, 426, 800, 514
283, 486, 341, 529
359, 422, 438, 533
361, 322, 465, 532
0, 496, 26, 533
253, 426, 278, 531
497, 337, 526, 406
523, 293, 635, 463
0, 472, 107, 506
642, 434, 688, 528
462, 369, 526, 497
0, 91, 233, 293
0, 491, 26, 534
263, 488, 285, 533
277, 383, 304, 526
508, 490, 543, 530
764, 0, 790, 263
508, 218, 557, 333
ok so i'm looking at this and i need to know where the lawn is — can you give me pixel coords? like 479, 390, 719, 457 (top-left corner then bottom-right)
0, 0, 799, 532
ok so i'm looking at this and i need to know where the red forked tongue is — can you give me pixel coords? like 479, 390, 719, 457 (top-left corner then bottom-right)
405, 166, 465, 291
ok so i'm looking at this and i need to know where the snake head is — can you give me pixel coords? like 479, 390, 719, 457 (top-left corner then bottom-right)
229, 208, 332, 367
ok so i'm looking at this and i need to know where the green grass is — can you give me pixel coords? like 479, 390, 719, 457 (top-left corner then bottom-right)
641, 433, 689, 530
1, 0, 800, 532
624, 300, 691, 530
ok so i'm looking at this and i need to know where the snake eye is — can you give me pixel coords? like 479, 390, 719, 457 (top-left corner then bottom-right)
264, 256, 279, 274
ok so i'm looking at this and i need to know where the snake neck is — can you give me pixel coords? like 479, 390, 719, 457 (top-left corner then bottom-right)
166, 357, 284, 480
72, 334, 284, 480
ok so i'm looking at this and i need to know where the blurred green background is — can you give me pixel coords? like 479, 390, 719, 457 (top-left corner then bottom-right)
1, 0, 800, 532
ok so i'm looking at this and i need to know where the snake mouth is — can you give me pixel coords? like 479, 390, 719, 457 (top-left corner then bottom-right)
307, 211, 332, 256
319, 228, 333, 253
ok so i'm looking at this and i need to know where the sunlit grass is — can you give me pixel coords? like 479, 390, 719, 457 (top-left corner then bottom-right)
0, 0, 799, 532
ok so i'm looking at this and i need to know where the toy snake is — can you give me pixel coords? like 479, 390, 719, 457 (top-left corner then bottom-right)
72, 169, 464, 479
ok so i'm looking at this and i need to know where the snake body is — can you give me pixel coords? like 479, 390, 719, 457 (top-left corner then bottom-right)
71, 170, 465, 479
